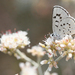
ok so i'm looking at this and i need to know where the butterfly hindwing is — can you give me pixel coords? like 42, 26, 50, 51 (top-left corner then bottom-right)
52, 5, 70, 36
58, 17, 75, 37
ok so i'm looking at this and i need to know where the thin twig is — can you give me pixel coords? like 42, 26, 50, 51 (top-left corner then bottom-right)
37, 56, 43, 75
55, 54, 64, 62
46, 52, 67, 72
55, 51, 67, 62
15, 49, 39, 67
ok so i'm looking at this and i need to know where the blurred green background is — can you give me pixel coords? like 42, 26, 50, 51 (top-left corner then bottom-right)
0, 0, 75, 75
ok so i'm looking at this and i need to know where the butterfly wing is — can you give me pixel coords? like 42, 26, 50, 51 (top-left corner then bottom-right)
52, 5, 70, 36
57, 17, 75, 38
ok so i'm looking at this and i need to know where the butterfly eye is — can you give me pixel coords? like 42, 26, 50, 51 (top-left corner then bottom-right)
52, 33, 54, 36
50, 33, 54, 37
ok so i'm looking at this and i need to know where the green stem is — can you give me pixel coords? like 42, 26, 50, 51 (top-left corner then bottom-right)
55, 52, 67, 62
55, 54, 64, 62
15, 49, 39, 67
46, 52, 67, 72
37, 56, 43, 75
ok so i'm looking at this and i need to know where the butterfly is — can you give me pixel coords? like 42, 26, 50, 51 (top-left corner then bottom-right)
52, 5, 75, 39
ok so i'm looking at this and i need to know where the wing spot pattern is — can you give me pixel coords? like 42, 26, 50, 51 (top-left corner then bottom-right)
70, 31, 71, 33
53, 16, 56, 18
67, 23, 68, 24
56, 14, 61, 16
59, 29, 61, 31
53, 6, 75, 38
69, 24, 70, 26
61, 24, 62, 26
69, 27, 71, 28
55, 25, 58, 27
63, 23, 65, 25
63, 30, 64, 32
55, 20, 59, 22
60, 17, 62, 19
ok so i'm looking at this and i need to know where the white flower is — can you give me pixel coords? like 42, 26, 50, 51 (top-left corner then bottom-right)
55, 40, 60, 43
68, 43, 72, 47
55, 47, 61, 51
39, 43, 45, 48
17, 31, 28, 36
62, 35, 72, 41
44, 71, 58, 75
19, 62, 37, 75
60, 44, 66, 48
44, 71, 50, 75
40, 60, 47, 65
51, 73, 58, 75
15, 74, 18, 75
0, 30, 30, 53
27, 45, 45, 57
63, 35, 69, 40
44, 37, 54, 46
47, 61, 58, 72
47, 49, 53, 58
66, 53, 72, 61
48, 64, 53, 71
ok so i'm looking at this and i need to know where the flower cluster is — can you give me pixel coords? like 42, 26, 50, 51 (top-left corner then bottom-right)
19, 62, 37, 75
40, 34, 75, 71
19, 62, 58, 75
54, 35, 75, 61
0, 30, 30, 54
44, 71, 58, 75
15, 74, 18, 75
27, 45, 46, 57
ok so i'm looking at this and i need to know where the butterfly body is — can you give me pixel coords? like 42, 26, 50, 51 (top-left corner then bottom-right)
52, 5, 75, 39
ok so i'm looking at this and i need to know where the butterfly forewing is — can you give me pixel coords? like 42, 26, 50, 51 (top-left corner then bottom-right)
57, 17, 75, 37
52, 5, 70, 36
